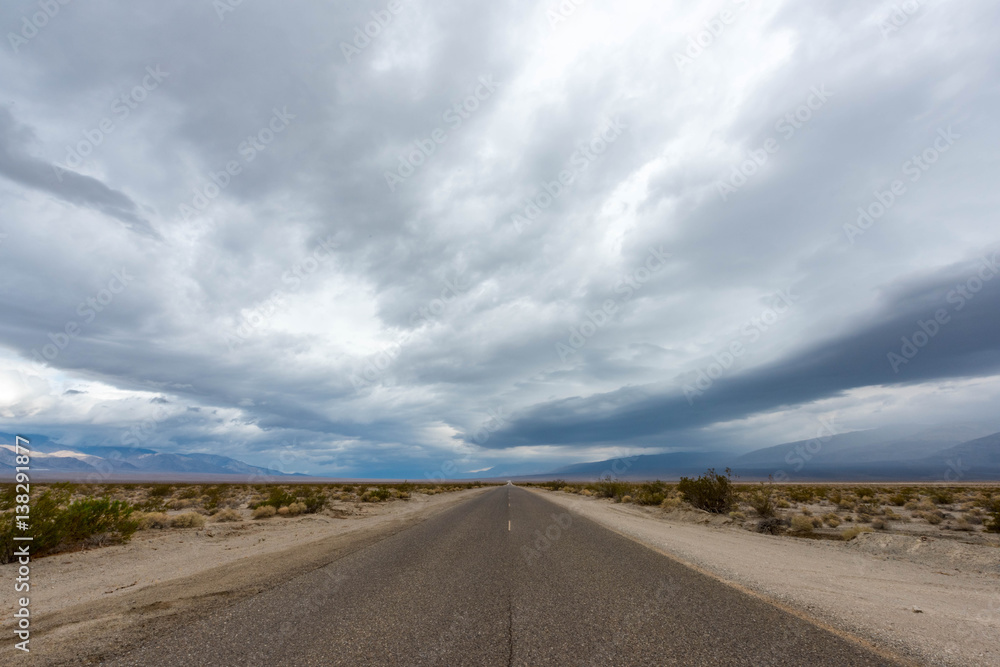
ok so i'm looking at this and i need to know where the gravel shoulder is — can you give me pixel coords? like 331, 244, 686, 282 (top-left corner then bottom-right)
532, 488, 1000, 667
0, 488, 488, 666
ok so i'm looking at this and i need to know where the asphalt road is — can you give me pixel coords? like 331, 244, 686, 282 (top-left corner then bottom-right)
106, 486, 898, 666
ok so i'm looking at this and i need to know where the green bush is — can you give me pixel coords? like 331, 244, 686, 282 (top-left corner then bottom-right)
593, 476, 633, 501
984, 497, 1000, 534
635, 481, 669, 506
746, 481, 776, 518
677, 468, 736, 514
931, 489, 954, 505
787, 487, 815, 503
0, 491, 138, 564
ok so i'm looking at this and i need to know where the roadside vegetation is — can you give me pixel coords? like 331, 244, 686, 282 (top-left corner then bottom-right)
0, 481, 487, 563
526, 474, 1000, 542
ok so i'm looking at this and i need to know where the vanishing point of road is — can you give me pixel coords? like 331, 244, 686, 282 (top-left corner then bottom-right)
106, 486, 899, 666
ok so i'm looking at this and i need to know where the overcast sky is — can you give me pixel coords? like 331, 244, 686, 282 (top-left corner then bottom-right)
1, 0, 999, 477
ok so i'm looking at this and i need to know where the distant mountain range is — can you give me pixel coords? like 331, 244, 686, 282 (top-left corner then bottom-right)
0, 432, 291, 480
5, 423, 1000, 482
530, 423, 1000, 481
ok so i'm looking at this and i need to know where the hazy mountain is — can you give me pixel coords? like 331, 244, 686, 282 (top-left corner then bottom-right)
916, 432, 1000, 472
733, 423, 999, 469
547, 451, 729, 480
0, 433, 289, 478
532, 424, 1000, 481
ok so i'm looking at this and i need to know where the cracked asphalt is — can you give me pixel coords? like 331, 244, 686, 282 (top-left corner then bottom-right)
104, 486, 899, 666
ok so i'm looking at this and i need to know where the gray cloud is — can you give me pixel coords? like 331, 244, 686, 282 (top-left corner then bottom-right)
0, 108, 159, 238
0, 0, 998, 476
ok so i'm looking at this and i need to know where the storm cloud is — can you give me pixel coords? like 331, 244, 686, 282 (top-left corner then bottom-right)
1, 0, 998, 476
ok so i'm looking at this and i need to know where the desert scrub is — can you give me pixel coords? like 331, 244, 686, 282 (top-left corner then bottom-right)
361, 487, 392, 502
983, 497, 1000, 533
212, 509, 242, 522
659, 496, 682, 510
0, 490, 138, 563
635, 481, 670, 506
170, 512, 206, 528
252, 505, 277, 519
277, 502, 307, 516
841, 525, 874, 541
746, 482, 776, 518
136, 512, 171, 529
789, 515, 815, 534
593, 476, 633, 501
676, 468, 736, 514
822, 513, 841, 528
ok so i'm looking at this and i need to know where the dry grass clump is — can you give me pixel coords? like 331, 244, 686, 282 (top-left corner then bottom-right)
841, 525, 874, 541
170, 512, 206, 528
659, 496, 682, 510
823, 513, 842, 528
277, 502, 307, 516
252, 505, 277, 519
136, 512, 171, 530
789, 515, 815, 534
212, 509, 242, 522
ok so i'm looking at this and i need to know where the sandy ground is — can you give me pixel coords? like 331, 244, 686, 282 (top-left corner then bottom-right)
0, 488, 488, 665
534, 489, 1000, 667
